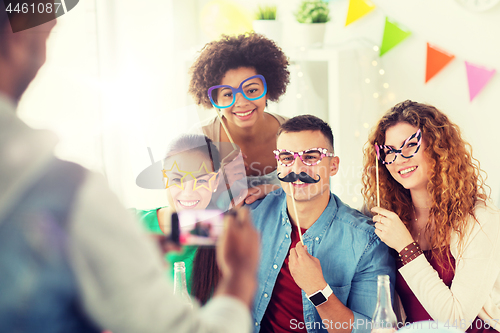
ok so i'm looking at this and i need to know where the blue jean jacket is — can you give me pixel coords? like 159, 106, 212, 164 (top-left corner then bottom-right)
249, 189, 396, 333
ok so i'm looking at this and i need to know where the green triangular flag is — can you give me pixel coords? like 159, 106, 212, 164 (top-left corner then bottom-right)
379, 17, 412, 56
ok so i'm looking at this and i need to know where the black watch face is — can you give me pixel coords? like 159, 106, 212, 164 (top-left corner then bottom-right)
309, 292, 327, 306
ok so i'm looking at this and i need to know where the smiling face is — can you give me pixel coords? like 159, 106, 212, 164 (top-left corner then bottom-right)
164, 151, 218, 211
277, 130, 339, 205
384, 122, 430, 193
218, 67, 267, 129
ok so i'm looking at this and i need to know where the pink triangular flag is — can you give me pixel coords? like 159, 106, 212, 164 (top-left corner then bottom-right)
465, 61, 496, 102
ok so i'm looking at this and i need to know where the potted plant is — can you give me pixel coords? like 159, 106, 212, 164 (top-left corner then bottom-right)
253, 5, 282, 45
295, 0, 331, 47
256, 5, 277, 20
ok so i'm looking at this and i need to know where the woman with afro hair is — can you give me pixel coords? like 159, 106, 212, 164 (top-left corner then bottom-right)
189, 32, 290, 203
362, 100, 500, 332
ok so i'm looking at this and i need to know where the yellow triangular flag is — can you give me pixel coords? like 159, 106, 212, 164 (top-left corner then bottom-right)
345, 0, 376, 26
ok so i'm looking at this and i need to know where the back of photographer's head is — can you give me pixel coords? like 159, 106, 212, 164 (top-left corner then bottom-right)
0, 1, 57, 100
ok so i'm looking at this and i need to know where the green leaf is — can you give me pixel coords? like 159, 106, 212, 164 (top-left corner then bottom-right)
255, 5, 277, 20
295, 0, 330, 23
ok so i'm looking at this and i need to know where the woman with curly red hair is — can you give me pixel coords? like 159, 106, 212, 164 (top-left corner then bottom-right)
362, 100, 500, 332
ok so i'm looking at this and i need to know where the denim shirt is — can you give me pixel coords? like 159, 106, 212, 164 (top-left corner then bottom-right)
249, 189, 396, 333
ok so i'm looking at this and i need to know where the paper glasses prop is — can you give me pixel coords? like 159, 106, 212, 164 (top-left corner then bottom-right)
374, 129, 422, 207
274, 148, 334, 167
375, 129, 422, 165
208, 74, 267, 109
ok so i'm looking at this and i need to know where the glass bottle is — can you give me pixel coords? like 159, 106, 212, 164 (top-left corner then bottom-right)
371, 275, 397, 333
173, 261, 193, 308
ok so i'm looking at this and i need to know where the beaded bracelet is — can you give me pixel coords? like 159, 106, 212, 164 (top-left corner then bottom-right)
399, 242, 423, 266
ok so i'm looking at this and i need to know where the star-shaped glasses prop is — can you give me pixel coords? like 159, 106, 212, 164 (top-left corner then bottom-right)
191, 162, 218, 191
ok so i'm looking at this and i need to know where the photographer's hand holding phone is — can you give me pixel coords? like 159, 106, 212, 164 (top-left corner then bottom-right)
151, 203, 260, 309
156, 206, 259, 308
150, 207, 180, 254
215, 208, 260, 308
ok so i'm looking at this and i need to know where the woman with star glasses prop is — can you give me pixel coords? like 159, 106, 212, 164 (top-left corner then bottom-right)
136, 134, 225, 306
362, 100, 499, 332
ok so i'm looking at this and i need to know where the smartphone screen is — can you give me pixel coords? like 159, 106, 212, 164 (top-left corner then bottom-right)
172, 210, 224, 246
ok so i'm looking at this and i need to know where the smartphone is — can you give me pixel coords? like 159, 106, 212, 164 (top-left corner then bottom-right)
171, 210, 224, 246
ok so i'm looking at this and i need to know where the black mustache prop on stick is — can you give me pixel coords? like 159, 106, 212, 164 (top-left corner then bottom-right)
277, 171, 321, 245
277, 172, 321, 183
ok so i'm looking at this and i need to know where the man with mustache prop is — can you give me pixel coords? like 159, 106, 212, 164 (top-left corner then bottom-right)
247, 115, 395, 333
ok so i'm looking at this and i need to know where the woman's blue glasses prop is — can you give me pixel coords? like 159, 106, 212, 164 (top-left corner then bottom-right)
208, 75, 267, 109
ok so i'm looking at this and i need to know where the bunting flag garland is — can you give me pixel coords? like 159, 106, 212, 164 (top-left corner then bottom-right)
465, 61, 496, 102
379, 17, 412, 57
340, 2, 498, 101
425, 43, 455, 83
345, 0, 376, 26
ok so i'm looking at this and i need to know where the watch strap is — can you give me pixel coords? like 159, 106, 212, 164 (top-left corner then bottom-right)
322, 284, 333, 299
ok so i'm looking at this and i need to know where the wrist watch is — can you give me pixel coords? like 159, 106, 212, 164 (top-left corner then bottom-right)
307, 284, 333, 307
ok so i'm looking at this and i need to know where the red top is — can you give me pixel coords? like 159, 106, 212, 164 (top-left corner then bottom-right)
396, 248, 496, 333
261, 224, 309, 333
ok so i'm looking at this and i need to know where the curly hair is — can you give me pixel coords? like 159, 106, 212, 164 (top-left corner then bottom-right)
361, 100, 489, 258
188, 32, 290, 109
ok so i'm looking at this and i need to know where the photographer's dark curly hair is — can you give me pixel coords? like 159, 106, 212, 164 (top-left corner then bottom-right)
189, 32, 290, 109
362, 100, 489, 262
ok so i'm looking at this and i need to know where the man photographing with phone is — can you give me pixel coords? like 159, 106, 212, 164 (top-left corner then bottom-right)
0, 2, 260, 332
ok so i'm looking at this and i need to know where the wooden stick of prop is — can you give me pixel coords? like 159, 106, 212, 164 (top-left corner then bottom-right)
288, 182, 304, 244
375, 142, 380, 208
215, 109, 236, 146
215, 109, 237, 207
